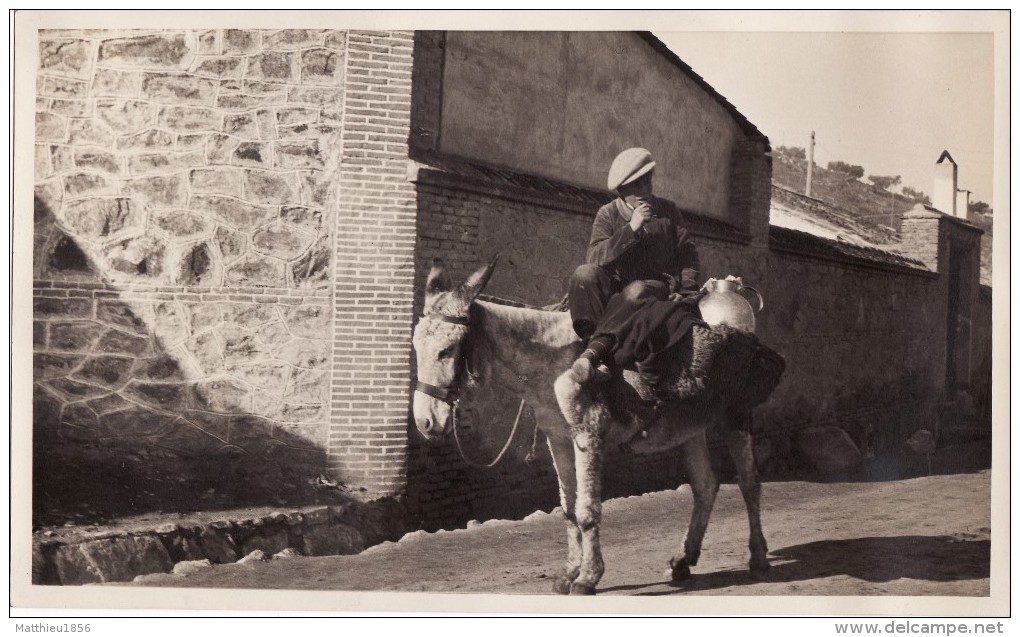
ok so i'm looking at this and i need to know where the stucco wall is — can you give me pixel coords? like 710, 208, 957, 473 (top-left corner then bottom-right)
439, 32, 743, 222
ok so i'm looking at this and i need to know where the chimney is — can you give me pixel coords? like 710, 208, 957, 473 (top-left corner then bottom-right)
933, 150, 958, 215
956, 189, 971, 220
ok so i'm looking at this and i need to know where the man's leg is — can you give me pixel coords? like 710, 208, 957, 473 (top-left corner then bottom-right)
568, 264, 618, 383
618, 279, 669, 303
570, 279, 670, 383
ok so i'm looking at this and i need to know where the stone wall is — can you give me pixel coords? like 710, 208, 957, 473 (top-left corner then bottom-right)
33, 29, 346, 480
753, 240, 942, 469
35, 29, 342, 289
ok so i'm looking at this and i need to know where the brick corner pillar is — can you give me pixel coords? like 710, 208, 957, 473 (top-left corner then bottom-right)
329, 30, 417, 498
729, 137, 773, 247
900, 205, 945, 272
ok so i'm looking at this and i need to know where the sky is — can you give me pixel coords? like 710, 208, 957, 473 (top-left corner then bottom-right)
655, 30, 996, 205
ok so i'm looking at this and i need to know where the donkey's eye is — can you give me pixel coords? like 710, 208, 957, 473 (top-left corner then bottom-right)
438, 346, 456, 359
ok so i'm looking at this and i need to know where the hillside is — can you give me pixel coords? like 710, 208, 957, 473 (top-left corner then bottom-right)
771, 148, 994, 285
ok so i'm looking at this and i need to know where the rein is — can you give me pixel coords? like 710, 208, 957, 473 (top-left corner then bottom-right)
452, 394, 528, 469
414, 310, 529, 469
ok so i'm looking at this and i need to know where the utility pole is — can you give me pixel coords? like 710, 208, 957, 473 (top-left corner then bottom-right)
889, 188, 895, 229
806, 131, 815, 197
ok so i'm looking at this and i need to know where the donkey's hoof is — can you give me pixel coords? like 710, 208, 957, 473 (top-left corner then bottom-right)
552, 576, 574, 595
569, 582, 597, 595
669, 557, 692, 582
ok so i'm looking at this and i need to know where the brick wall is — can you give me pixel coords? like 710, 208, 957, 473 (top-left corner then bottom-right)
327, 30, 417, 497
33, 29, 346, 484
728, 137, 771, 242
409, 31, 444, 153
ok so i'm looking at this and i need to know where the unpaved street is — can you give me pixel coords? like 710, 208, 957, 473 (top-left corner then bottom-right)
131, 470, 991, 597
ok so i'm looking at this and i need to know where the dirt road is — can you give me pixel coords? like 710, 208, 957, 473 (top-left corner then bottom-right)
131, 470, 991, 597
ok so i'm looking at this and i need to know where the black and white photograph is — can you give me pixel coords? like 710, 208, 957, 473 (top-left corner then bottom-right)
10, 9, 1010, 623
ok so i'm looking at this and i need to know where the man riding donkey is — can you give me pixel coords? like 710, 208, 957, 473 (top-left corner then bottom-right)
568, 147, 705, 388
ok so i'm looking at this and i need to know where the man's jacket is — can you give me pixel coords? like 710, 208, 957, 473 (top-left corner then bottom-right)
585, 196, 700, 293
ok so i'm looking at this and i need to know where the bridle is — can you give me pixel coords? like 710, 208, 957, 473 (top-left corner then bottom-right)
413, 311, 530, 468
412, 312, 471, 407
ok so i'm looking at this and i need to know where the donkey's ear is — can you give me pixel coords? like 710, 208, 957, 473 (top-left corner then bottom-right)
455, 253, 499, 305
425, 258, 451, 296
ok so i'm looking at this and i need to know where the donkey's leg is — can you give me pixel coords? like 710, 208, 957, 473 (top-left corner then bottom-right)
553, 372, 608, 595
546, 433, 582, 594
726, 414, 769, 578
570, 427, 606, 595
669, 432, 719, 582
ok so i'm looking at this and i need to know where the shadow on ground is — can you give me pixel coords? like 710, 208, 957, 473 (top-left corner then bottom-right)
600, 533, 991, 595
32, 440, 352, 530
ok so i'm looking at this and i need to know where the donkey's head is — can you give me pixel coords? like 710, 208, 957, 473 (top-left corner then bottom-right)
411, 256, 497, 440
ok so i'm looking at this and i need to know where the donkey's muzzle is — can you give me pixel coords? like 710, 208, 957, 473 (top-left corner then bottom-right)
417, 417, 435, 435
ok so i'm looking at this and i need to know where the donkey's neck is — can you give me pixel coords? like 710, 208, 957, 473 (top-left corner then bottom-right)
467, 300, 580, 397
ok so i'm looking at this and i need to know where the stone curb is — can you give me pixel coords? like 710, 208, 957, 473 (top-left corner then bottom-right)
32, 497, 408, 585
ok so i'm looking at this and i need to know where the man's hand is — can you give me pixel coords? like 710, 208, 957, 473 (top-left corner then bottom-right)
669, 289, 706, 309
629, 201, 654, 232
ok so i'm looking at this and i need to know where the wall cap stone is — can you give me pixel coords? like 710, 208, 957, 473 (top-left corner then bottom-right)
903, 204, 986, 237
769, 226, 936, 278
32, 497, 409, 585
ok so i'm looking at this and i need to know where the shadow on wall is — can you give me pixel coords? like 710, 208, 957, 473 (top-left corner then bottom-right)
32, 196, 344, 528
403, 393, 562, 531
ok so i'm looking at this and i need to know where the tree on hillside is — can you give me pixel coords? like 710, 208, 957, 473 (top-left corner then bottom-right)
902, 186, 931, 205
777, 145, 806, 161
969, 200, 992, 216
869, 174, 901, 192
827, 161, 865, 179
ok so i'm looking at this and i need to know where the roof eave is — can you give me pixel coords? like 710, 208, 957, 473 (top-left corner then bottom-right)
637, 31, 771, 150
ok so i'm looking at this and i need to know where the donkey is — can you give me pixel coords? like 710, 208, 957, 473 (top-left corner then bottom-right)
412, 257, 783, 595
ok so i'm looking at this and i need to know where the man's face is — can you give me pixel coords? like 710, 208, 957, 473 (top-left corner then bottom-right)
618, 173, 654, 208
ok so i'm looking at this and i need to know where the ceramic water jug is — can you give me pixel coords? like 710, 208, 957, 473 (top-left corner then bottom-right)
698, 276, 764, 333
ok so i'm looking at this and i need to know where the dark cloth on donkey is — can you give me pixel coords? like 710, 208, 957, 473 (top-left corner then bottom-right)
591, 278, 705, 386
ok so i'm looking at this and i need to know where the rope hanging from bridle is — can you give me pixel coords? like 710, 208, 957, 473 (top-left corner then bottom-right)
417, 309, 541, 469
451, 396, 528, 469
